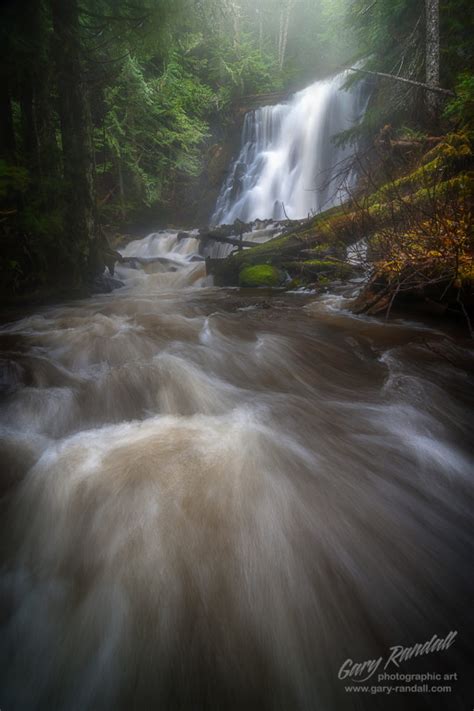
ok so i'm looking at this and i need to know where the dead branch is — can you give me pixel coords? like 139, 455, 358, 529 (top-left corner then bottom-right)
179, 230, 257, 249
348, 67, 455, 97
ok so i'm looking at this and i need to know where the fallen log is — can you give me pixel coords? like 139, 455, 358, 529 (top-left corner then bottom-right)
121, 255, 182, 268
177, 230, 257, 250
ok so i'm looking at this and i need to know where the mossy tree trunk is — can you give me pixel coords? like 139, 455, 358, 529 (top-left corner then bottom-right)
425, 0, 440, 122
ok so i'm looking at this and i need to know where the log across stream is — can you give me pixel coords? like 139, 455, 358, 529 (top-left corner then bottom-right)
0, 229, 473, 711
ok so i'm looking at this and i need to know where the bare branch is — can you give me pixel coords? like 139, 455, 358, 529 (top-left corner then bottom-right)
348, 67, 455, 97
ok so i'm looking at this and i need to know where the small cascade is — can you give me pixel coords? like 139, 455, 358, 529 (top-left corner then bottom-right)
121, 230, 200, 263
117, 230, 210, 291
213, 70, 369, 225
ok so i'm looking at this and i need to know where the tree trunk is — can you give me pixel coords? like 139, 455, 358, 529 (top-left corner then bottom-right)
278, 7, 284, 68
13, 1, 58, 184
0, 81, 16, 162
51, 0, 96, 280
0, 2, 16, 162
19, 73, 36, 165
19, 0, 60, 190
425, 0, 440, 121
117, 158, 126, 220
34, 0, 60, 185
257, 9, 263, 52
278, 0, 295, 70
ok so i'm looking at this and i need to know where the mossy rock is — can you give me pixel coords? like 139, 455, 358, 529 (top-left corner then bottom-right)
239, 264, 284, 288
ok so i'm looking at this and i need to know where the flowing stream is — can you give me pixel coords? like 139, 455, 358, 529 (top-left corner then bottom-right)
0, 230, 473, 710
213, 70, 369, 224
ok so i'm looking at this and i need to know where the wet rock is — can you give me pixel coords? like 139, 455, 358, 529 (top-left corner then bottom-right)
207, 143, 234, 188
92, 274, 124, 294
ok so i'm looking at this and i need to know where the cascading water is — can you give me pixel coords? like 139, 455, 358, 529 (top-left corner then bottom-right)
213, 70, 369, 225
0, 226, 473, 711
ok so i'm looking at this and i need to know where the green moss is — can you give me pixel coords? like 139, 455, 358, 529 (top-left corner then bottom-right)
367, 132, 473, 208
305, 242, 332, 255
286, 277, 302, 289
301, 259, 337, 268
283, 259, 353, 281
228, 204, 347, 269
239, 264, 283, 287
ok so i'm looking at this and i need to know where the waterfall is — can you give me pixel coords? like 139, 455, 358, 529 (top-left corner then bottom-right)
213, 70, 369, 225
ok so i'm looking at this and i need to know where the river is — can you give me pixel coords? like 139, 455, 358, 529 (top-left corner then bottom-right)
0, 230, 472, 710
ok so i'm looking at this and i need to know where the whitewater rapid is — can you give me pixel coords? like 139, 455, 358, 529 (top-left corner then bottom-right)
0, 230, 472, 710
